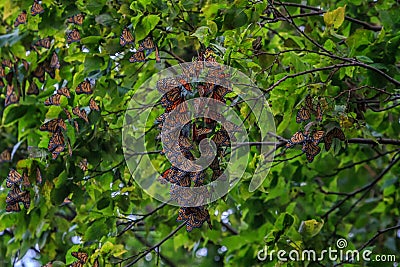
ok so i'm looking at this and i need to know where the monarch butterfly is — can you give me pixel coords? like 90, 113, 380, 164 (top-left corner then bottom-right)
0, 66, 5, 77
48, 131, 65, 152
212, 129, 230, 147
6, 185, 22, 204
193, 125, 212, 141
93, 258, 99, 267
190, 171, 206, 186
27, 81, 39, 95
73, 106, 89, 123
314, 102, 323, 122
296, 107, 311, 123
68, 142, 72, 157
0, 149, 11, 162
50, 52, 60, 69
302, 141, 321, 163
57, 87, 70, 98
44, 94, 61, 106
67, 13, 85, 25
62, 108, 72, 122
155, 46, 161, 63
138, 36, 156, 52
138, 36, 160, 62
2, 59, 13, 68
5, 84, 19, 107
40, 118, 67, 132
311, 130, 324, 145
51, 144, 65, 159
70, 261, 84, 267
89, 98, 100, 111
120, 27, 134, 46
43, 62, 55, 79
207, 67, 230, 81
36, 167, 42, 184
75, 80, 92, 94
159, 167, 187, 184
6, 169, 23, 188
178, 136, 193, 151
304, 94, 314, 111
324, 127, 345, 151
34, 37, 51, 49
20, 190, 31, 209
129, 51, 146, 63
79, 158, 88, 171
66, 29, 81, 44
71, 252, 88, 263
180, 63, 199, 79
31, 0, 44, 16
160, 87, 182, 108
210, 85, 231, 102
14, 10, 27, 27
177, 76, 192, 91
74, 120, 80, 133
177, 206, 211, 232
32, 65, 45, 83
197, 82, 214, 97
157, 77, 180, 93
286, 131, 306, 148
22, 173, 30, 187
6, 202, 21, 212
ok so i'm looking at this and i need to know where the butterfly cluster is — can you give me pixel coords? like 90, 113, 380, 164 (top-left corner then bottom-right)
119, 27, 160, 63
3, 168, 42, 212
66, 13, 85, 44
40, 81, 99, 160
155, 48, 236, 231
286, 95, 346, 162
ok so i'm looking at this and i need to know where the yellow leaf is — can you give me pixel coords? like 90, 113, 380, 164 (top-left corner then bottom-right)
323, 6, 346, 28
298, 219, 324, 237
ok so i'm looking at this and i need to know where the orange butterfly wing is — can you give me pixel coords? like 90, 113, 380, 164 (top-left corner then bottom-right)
67, 29, 81, 44
6, 169, 23, 188
75, 80, 92, 94
14, 10, 27, 27
120, 27, 134, 46
44, 94, 61, 106
31, 1, 44, 16
129, 51, 146, 63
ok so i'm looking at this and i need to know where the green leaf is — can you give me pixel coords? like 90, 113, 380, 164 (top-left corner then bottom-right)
356, 55, 374, 63
136, 15, 160, 41
84, 218, 108, 241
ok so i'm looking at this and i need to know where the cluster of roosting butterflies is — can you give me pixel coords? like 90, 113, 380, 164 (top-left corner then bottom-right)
286, 95, 346, 162
119, 27, 160, 63
3, 168, 42, 212
1, 1, 100, 213
154, 48, 235, 231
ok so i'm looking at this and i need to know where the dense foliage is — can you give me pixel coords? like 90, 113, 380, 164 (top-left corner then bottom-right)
0, 0, 399, 266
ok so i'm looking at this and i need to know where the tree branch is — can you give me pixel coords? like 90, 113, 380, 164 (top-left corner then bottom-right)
277, 2, 382, 31
123, 222, 186, 267
321, 154, 400, 219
